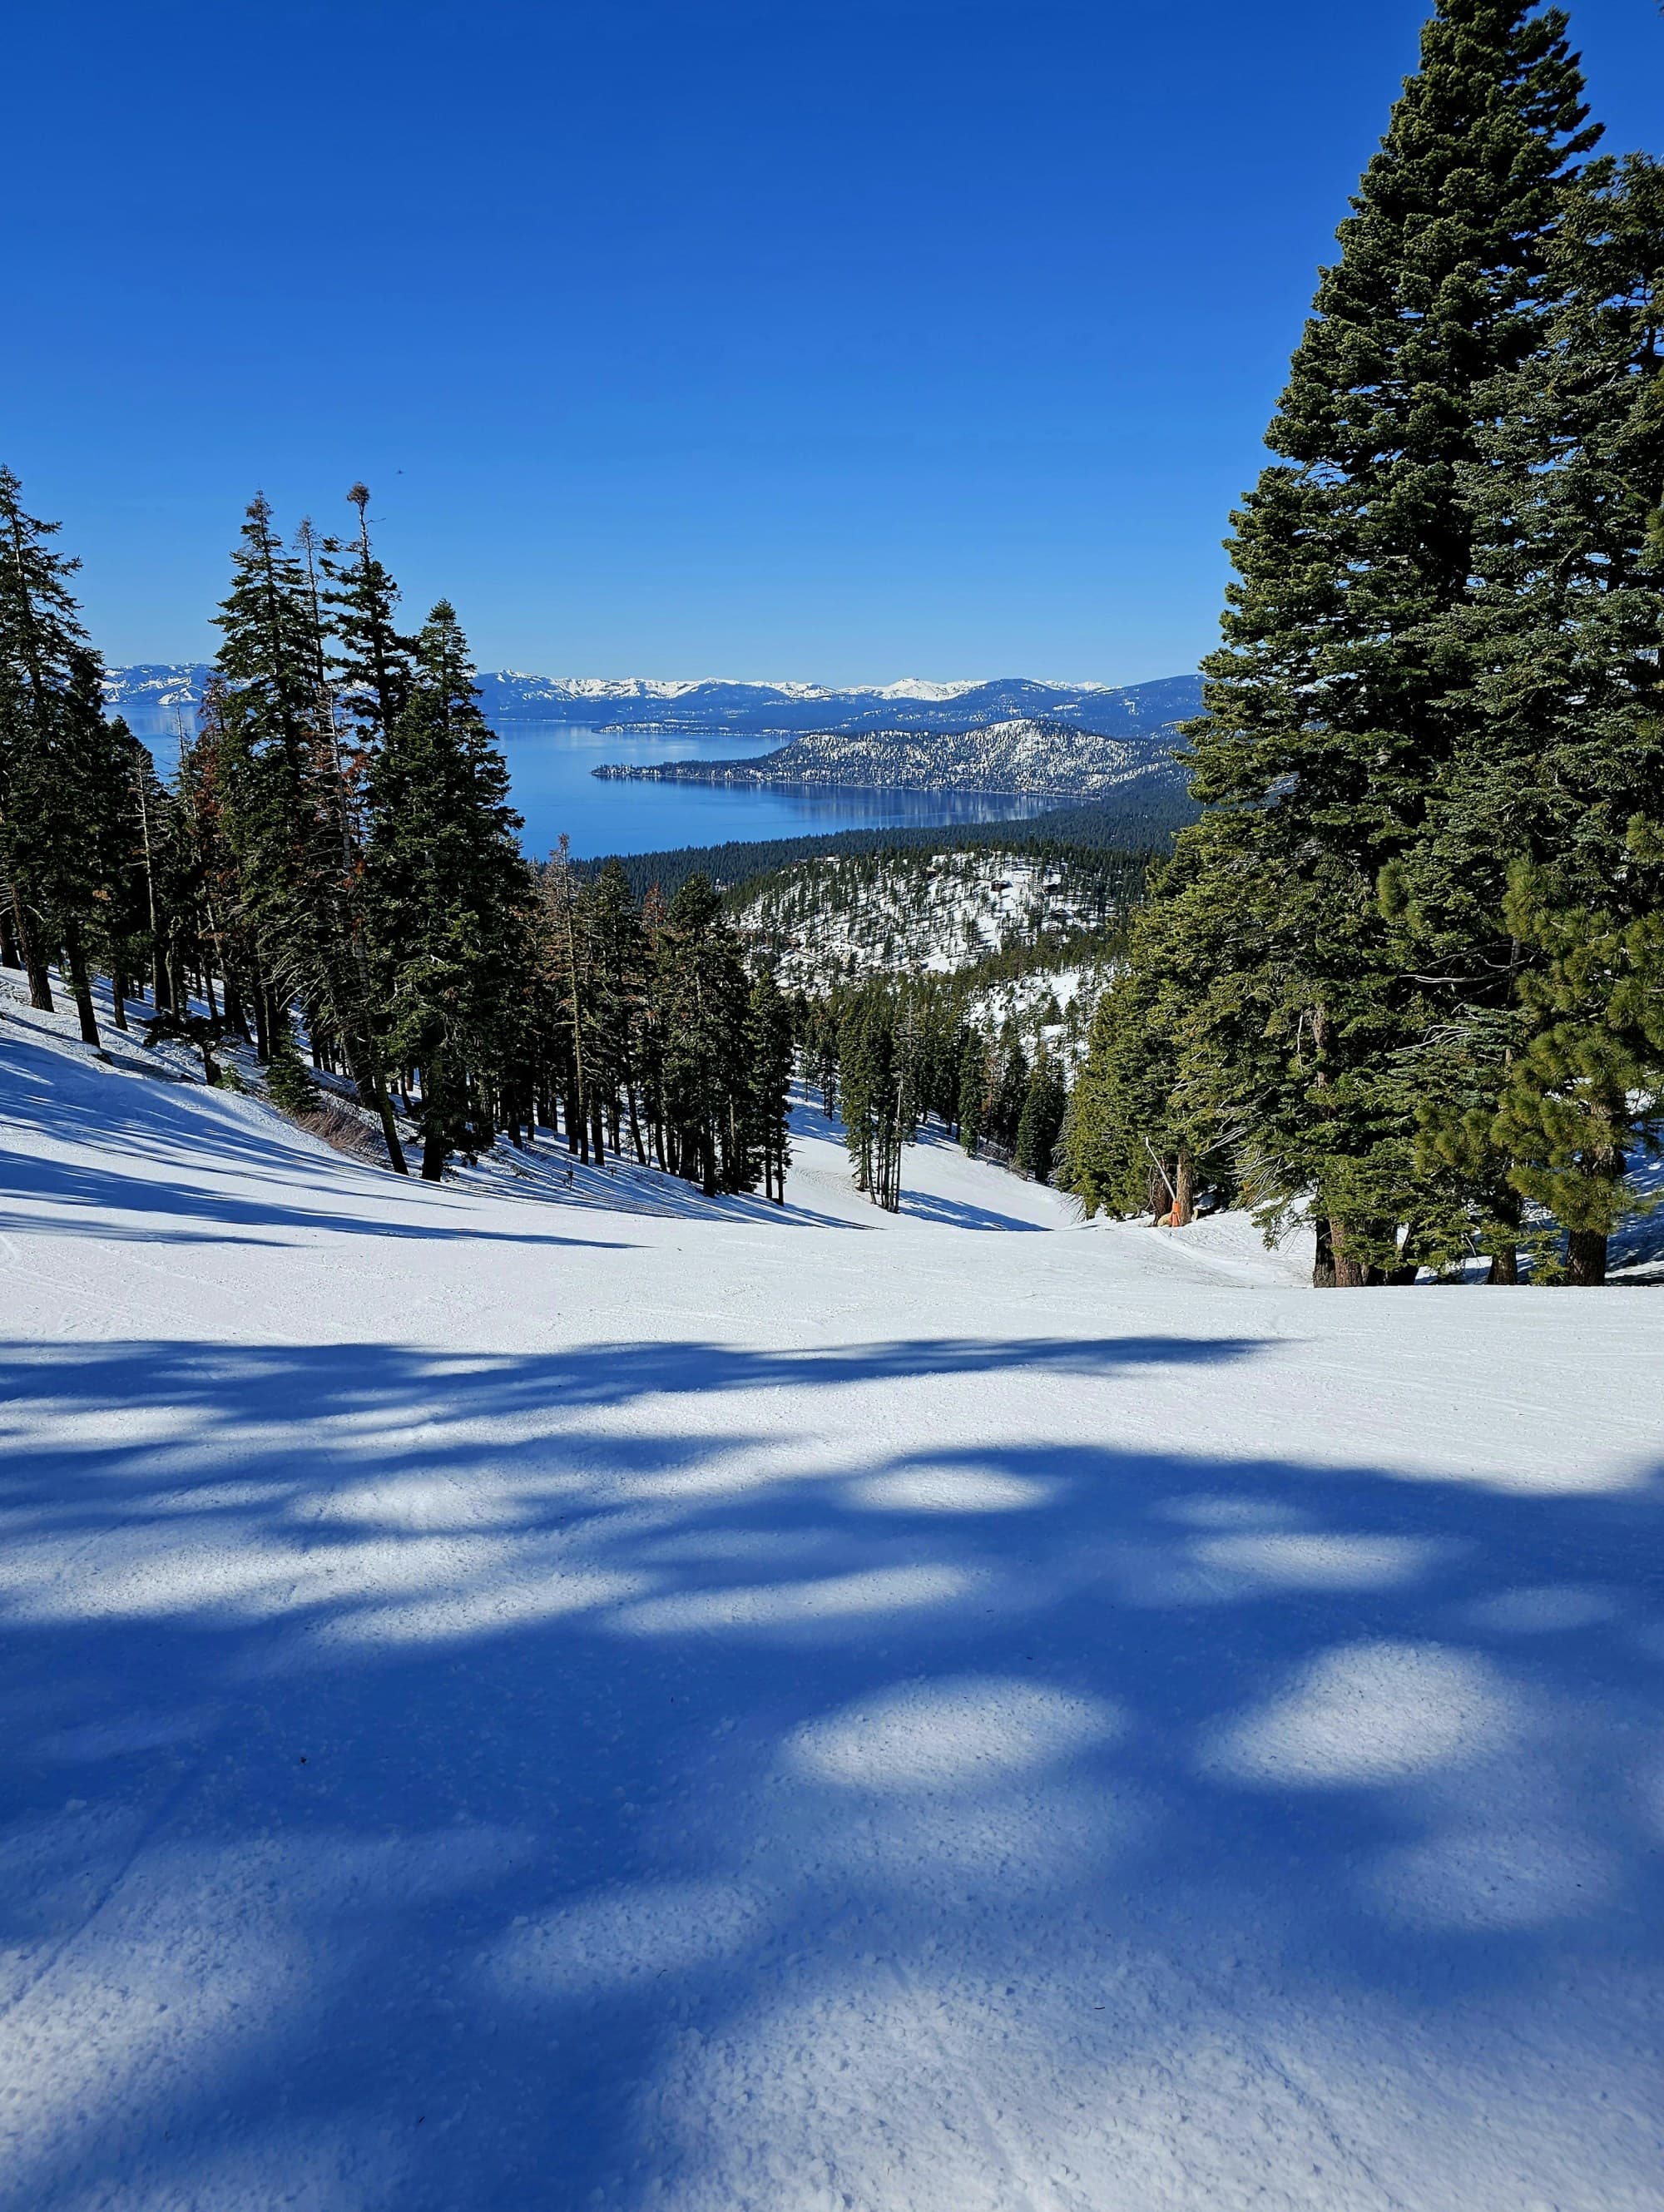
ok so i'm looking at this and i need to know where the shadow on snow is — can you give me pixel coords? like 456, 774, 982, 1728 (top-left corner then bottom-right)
2, 1330, 1662, 2206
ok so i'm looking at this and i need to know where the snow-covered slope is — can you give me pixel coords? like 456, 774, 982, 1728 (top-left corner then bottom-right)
2, 987, 1662, 2212
733, 847, 1122, 987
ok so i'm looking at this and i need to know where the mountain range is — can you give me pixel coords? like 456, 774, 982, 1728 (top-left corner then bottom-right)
102, 666, 1202, 740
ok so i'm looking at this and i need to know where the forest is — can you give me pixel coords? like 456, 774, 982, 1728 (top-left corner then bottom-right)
0, 481, 793, 1200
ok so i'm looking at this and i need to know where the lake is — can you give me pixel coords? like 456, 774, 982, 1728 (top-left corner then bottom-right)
122, 710, 1060, 860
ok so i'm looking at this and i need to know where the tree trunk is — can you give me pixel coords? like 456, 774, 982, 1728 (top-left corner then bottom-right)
1327, 1218, 1370, 1288
12, 888, 53, 1010
1486, 1189, 1521, 1283
1171, 1147, 1195, 1229
109, 976, 128, 1032
63, 923, 101, 1047
1566, 1229, 1607, 1287
1312, 1216, 1337, 1289
1146, 1159, 1168, 1223
0, 901, 21, 968
151, 933, 174, 1015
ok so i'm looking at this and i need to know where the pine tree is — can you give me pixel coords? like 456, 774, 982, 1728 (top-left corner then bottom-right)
1014, 1048, 1067, 1185
0, 468, 102, 1022
1161, 1, 1598, 1282
325, 485, 414, 742
838, 991, 914, 1210
1398, 152, 1664, 1280
955, 1024, 987, 1155
365, 601, 530, 1180
652, 873, 753, 1195
745, 965, 795, 1203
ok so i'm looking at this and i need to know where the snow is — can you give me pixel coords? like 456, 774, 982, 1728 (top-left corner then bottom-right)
2, 979, 1663, 2210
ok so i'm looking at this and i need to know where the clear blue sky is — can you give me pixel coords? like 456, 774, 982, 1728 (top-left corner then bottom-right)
9, 1, 1661, 683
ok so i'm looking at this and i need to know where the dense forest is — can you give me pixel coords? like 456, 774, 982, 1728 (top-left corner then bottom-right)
570, 808, 1182, 907
0, 480, 793, 1199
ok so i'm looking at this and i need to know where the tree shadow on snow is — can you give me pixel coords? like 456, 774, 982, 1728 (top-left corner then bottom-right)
2, 1330, 1662, 2210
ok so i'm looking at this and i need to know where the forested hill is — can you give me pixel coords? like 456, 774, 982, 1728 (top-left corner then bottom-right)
568, 794, 1190, 906
730, 844, 1144, 992
595, 716, 1187, 799
102, 666, 1202, 739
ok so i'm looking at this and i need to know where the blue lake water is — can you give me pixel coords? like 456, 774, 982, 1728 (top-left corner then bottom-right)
125, 709, 1060, 860
495, 724, 1058, 859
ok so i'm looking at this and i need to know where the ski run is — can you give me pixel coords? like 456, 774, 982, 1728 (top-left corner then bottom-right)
2, 978, 1661, 2212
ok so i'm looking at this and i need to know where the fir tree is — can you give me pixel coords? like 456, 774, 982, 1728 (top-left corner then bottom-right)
0, 467, 100, 1021
745, 965, 795, 1204
365, 601, 530, 1180
1164, 1, 1598, 1281
1014, 1048, 1067, 1185
1398, 152, 1664, 1279
954, 1023, 991, 1155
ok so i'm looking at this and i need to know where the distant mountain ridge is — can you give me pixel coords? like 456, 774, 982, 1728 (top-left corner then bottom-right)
595, 715, 1190, 802
102, 666, 1202, 739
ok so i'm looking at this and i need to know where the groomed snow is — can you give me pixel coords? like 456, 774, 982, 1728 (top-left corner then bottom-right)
2, 984, 1662, 2211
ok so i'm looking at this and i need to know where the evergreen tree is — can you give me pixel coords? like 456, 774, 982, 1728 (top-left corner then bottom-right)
1014, 1048, 1067, 1185
956, 1024, 988, 1154
0, 467, 105, 1024
745, 965, 795, 1204
325, 484, 414, 741
1397, 151, 1664, 1280
839, 991, 914, 1210
652, 873, 753, 1195
364, 601, 530, 1179
1160, 1, 1597, 1282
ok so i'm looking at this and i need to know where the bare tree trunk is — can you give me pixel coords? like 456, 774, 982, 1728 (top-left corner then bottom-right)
1171, 1147, 1195, 1229
0, 900, 21, 969
1312, 1216, 1337, 1289
1566, 1229, 1607, 1287
12, 887, 53, 1010
63, 922, 101, 1047
1330, 1218, 1370, 1288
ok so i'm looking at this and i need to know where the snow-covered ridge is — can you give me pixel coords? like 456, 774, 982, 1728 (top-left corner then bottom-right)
102, 666, 1201, 739
598, 715, 1189, 799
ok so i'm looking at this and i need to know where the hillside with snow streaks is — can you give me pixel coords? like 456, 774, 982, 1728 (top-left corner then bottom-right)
734, 847, 1122, 988
599, 715, 1185, 799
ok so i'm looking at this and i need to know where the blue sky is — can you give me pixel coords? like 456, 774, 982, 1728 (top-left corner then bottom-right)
10, 1, 1661, 683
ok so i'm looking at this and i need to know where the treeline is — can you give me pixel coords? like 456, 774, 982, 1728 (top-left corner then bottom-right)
572, 815, 1176, 909
0, 478, 792, 1196
799, 980, 1067, 1210
1060, 2, 1664, 1287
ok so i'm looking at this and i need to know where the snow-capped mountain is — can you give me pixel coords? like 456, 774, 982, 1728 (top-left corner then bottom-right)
101, 664, 209, 712
596, 716, 1188, 800
102, 666, 1202, 739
